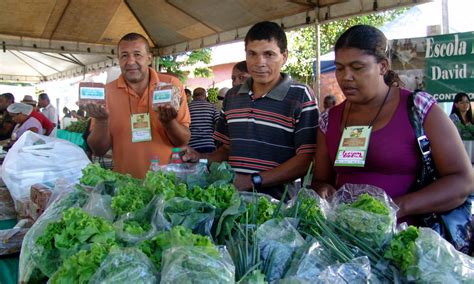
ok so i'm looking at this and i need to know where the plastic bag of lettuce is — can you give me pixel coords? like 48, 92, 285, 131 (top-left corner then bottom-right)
19, 183, 90, 283
160, 246, 235, 284
89, 247, 158, 284
256, 218, 305, 282
329, 184, 398, 250
385, 226, 474, 283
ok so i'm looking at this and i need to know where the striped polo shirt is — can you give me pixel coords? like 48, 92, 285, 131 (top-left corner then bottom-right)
188, 99, 219, 151
214, 73, 319, 174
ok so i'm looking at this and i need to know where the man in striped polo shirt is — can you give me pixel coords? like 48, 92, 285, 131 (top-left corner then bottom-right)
188, 87, 219, 153
183, 21, 318, 199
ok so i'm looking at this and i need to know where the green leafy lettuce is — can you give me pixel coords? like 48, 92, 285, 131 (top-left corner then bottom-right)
49, 243, 112, 284
80, 163, 137, 187
111, 182, 154, 216
138, 226, 216, 270
384, 226, 419, 275
335, 193, 392, 248
35, 207, 116, 276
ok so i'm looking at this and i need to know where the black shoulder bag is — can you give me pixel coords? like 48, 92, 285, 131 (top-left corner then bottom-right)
408, 91, 473, 255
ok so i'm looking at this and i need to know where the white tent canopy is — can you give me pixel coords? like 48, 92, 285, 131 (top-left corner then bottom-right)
0, 0, 430, 83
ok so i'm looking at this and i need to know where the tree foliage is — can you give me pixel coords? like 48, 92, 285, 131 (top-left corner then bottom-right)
158, 48, 213, 82
283, 9, 407, 84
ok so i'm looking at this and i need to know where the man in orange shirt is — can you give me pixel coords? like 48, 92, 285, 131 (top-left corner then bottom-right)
85, 33, 191, 179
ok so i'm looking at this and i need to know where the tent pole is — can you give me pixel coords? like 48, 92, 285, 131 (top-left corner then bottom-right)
313, 18, 321, 106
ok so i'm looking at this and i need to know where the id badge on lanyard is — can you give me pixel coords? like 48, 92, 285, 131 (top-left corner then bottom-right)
131, 113, 152, 143
334, 126, 372, 167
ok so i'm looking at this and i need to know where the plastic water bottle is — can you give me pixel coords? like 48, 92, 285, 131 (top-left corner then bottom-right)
149, 155, 160, 172
169, 148, 183, 164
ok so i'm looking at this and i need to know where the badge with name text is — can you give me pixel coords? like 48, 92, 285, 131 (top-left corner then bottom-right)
130, 113, 152, 143
334, 126, 372, 167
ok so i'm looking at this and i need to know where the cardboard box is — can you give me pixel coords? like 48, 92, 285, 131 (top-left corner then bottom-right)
0, 186, 17, 220
30, 183, 53, 211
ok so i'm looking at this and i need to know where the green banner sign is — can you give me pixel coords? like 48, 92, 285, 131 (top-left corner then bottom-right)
390, 31, 474, 103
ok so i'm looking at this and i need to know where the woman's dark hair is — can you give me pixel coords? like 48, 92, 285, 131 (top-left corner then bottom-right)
335, 25, 403, 87
451, 92, 472, 125
245, 21, 287, 53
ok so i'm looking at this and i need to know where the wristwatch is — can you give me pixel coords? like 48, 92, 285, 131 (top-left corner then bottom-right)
250, 173, 263, 189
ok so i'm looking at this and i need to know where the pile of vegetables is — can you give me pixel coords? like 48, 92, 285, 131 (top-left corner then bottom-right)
65, 119, 89, 133
18, 163, 474, 283
32, 207, 117, 281
455, 122, 474, 140
207, 87, 219, 104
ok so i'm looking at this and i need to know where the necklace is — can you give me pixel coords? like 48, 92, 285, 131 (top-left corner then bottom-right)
344, 86, 392, 129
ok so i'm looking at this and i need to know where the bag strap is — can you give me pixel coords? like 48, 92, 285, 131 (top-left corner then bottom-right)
407, 91, 433, 158
407, 90, 438, 189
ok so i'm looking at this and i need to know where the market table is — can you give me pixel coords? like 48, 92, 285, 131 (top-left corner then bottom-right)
0, 219, 19, 284
57, 129, 86, 149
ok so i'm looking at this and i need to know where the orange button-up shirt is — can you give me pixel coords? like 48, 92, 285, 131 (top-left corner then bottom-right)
104, 68, 190, 179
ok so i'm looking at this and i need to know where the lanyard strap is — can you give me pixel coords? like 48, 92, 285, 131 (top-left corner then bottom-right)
126, 75, 151, 116
344, 86, 392, 129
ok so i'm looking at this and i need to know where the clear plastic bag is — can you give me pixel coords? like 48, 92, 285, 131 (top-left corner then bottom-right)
256, 218, 305, 282
329, 183, 398, 249
408, 227, 474, 283
83, 182, 115, 222
161, 162, 208, 188
19, 184, 90, 282
316, 256, 371, 283
89, 247, 158, 284
284, 239, 336, 281
286, 188, 330, 218
214, 190, 245, 244
160, 246, 235, 284
163, 197, 216, 236
113, 197, 162, 245
207, 161, 235, 186
284, 188, 330, 237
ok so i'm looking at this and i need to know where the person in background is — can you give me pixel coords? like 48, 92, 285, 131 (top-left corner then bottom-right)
215, 87, 229, 113
7, 103, 43, 144
185, 88, 192, 104
449, 92, 473, 125
85, 32, 190, 179
20, 95, 54, 136
72, 109, 86, 120
323, 94, 336, 112
188, 87, 219, 153
63, 107, 72, 118
38, 93, 58, 136
182, 21, 319, 199
312, 25, 473, 226
0, 93, 16, 141
77, 105, 87, 119
231, 60, 250, 87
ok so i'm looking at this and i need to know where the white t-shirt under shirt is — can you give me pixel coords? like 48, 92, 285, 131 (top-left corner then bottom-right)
41, 104, 58, 137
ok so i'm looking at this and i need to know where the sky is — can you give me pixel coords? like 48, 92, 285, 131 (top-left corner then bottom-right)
211, 0, 474, 64
381, 0, 473, 39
